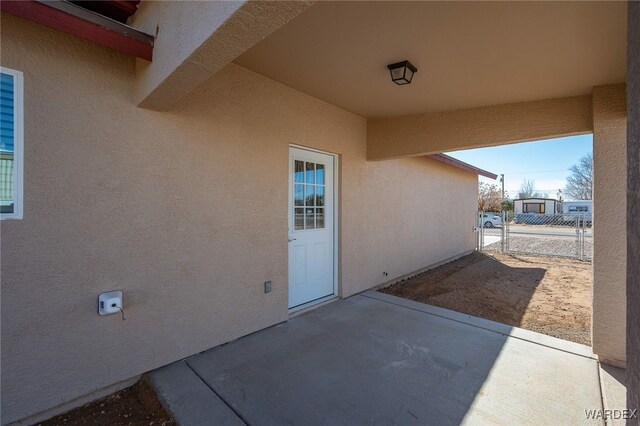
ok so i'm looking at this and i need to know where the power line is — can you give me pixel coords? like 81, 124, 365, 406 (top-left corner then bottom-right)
502, 168, 570, 175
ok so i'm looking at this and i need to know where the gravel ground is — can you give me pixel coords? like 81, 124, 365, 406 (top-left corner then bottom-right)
37, 380, 175, 426
381, 251, 592, 345
485, 234, 593, 259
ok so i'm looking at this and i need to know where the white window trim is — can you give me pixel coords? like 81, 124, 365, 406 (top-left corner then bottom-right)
0, 66, 24, 220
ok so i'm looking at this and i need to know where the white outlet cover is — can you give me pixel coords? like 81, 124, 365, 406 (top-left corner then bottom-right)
98, 290, 123, 316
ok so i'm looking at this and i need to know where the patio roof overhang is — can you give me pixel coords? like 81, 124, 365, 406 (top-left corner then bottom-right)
226, 2, 623, 161
124, 1, 626, 155
234, 1, 626, 118
129, 1, 313, 110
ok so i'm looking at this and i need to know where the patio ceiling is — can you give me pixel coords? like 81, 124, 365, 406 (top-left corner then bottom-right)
234, 1, 626, 117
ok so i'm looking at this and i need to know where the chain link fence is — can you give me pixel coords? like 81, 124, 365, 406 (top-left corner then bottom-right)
476, 211, 592, 261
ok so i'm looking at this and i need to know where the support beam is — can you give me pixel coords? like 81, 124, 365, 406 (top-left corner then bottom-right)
0, 0, 153, 60
367, 95, 593, 160
627, 0, 639, 419
130, 1, 313, 111
592, 84, 627, 369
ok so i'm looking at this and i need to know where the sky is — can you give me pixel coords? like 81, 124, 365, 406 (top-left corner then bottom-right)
446, 134, 593, 200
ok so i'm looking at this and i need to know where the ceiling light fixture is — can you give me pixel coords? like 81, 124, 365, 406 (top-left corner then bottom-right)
387, 60, 417, 85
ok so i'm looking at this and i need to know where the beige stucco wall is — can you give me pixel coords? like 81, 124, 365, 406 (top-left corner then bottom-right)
367, 95, 593, 160
0, 15, 477, 424
592, 84, 627, 368
130, 0, 312, 110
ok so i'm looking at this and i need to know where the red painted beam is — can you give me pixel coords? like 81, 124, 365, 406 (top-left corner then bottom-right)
0, 0, 153, 61
110, 1, 139, 15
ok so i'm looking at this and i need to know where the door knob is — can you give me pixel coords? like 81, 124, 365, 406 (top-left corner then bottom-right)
288, 238, 297, 242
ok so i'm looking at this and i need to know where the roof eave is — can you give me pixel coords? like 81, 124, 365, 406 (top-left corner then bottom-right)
0, 0, 153, 61
428, 153, 498, 179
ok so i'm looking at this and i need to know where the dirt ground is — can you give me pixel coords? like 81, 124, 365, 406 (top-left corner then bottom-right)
37, 380, 175, 426
381, 251, 592, 345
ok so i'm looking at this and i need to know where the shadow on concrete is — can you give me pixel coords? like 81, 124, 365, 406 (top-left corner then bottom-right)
600, 364, 628, 420
177, 293, 601, 425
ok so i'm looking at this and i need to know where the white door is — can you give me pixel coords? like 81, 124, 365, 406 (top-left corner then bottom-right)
288, 147, 335, 309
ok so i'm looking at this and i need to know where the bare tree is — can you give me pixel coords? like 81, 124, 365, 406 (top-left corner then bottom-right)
517, 179, 539, 199
564, 153, 593, 200
478, 182, 503, 212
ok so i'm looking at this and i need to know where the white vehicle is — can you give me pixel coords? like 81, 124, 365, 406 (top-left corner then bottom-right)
482, 213, 502, 228
562, 200, 592, 223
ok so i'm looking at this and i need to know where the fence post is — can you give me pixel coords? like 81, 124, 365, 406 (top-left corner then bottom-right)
501, 210, 506, 253
581, 213, 586, 261
480, 211, 484, 250
475, 211, 480, 251
575, 214, 581, 260
505, 211, 509, 252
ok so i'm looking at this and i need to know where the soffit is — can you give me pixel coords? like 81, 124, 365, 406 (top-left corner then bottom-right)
235, 1, 626, 117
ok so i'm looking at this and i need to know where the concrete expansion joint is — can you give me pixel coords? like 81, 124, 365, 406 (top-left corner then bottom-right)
183, 360, 250, 426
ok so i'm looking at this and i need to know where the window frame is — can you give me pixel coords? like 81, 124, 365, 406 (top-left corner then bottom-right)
0, 66, 24, 220
523, 202, 545, 214
292, 159, 326, 231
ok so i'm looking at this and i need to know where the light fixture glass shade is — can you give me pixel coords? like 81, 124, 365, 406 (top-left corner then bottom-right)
387, 60, 418, 85
390, 67, 405, 81
404, 67, 415, 83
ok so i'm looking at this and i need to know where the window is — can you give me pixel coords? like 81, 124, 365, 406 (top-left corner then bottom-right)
523, 202, 544, 214
293, 160, 325, 230
0, 67, 23, 220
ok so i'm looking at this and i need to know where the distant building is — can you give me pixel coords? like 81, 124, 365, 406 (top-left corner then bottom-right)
513, 197, 560, 215
562, 200, 593, 222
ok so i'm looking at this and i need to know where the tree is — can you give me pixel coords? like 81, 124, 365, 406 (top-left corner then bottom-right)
478, 182, 503, 212
517, 179, 540, 199
564, 153, 593, 200
501, 199, 514, 212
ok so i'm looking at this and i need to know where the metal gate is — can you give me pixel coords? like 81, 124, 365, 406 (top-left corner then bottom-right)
476, 211, 592, 261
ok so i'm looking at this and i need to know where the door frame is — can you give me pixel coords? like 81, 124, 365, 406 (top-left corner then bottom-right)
288, 144, 340, 313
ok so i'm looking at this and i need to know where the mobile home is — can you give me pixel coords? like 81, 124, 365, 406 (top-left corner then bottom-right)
562, 200, 593, 223
513, 198, 560, 215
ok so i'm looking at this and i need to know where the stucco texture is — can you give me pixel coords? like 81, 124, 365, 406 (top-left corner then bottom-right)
0, 15, 477, 424
592, 84, 627, 368
367, 95, 593, 160
130, 0, 312, 110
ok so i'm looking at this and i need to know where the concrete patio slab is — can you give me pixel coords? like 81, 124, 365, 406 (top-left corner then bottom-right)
599, 365, 627, 425
153, 294, 604, 425
148, 361, 245, 426
364, 291, 596, 359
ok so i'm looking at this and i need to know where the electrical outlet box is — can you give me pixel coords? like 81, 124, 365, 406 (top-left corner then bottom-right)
98, 290, 123, 316
264, 281, 272, 293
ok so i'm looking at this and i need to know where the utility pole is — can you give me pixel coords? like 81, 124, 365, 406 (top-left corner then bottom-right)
557, 189, 563, 214
499, 173, 506, 252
